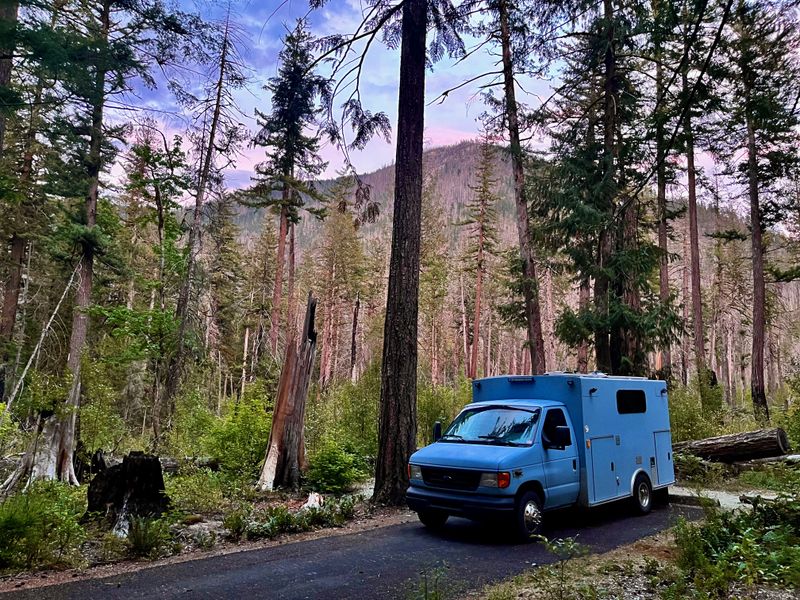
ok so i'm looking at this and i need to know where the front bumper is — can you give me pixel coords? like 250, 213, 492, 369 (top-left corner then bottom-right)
406, 484, 515, 520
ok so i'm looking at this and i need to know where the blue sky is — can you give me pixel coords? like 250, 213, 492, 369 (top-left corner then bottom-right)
123, 0, 552, 187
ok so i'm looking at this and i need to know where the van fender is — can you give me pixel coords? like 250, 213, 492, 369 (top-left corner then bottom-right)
628, 468, 650, 497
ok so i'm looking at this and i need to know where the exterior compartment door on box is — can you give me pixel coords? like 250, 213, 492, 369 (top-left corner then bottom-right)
590, 436, 619, 503
654, 430, 675, 486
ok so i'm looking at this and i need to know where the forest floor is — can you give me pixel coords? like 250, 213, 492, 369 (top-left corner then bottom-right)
476, 482, 798, 600
475, 528, 797, 600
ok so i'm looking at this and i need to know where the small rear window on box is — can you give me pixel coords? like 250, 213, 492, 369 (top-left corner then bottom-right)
617, 389, 646, 414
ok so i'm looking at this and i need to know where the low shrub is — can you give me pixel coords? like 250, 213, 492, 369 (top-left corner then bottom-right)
416, 379, 471, 447
222, 504, 251, 541
737, 464, 800, 493
0, 481, 86, 571
306, 441, 366, 494
673, 452, 728, 486
164, 468, 226, 514
203, 382, 272, 479
244, 495, 359, 540
127, 517, 173, 558
673, 494, 800, 595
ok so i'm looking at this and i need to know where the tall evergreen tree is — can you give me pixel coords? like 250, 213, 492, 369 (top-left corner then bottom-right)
717, 0, 800, 421
246, 19, 328, 356
460, 135, 498, 379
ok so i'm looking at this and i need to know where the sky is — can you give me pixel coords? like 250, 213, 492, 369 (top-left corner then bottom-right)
127, 0, 554, 188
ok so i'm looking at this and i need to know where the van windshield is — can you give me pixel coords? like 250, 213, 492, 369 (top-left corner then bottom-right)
441, 405, 540, 447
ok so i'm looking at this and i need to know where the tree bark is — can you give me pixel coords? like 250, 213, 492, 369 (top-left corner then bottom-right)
257, 293, 317, 491
674, 428, 789, 462
269, 202, 289, 355
373, 0, 426, 506
577, 277, 590, 372
498, 0, 545, 374
746, 110, 768, 422
350, 293, 359, 383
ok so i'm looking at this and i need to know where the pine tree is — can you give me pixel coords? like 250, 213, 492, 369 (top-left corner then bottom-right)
717, 0, 800, 421
246, 19, 328, 356
460, 135, 498, 379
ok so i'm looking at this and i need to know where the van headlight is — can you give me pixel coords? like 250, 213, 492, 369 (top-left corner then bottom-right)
480, 471, 511, 489
408, 464, 423, 480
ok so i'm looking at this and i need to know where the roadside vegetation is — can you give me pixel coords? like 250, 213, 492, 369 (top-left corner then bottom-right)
481, 495, 800, 599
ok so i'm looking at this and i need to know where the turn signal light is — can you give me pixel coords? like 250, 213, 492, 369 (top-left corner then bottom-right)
481, 471, 511, 488
497, 471, 511, 489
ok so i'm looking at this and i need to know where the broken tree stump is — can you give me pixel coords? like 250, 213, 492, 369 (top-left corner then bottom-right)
673, 428, 791, 463
257, 293, 317, 491
86, 451, 170, 535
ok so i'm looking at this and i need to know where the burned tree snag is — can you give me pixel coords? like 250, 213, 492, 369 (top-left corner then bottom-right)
257, 293, 317, 491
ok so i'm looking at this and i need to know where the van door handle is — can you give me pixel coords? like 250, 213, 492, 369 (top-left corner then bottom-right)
572, 459, 577, 471
611, 462, 615, 471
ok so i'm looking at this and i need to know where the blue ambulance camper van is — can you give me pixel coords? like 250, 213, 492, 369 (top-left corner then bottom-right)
407, 373, 675, 539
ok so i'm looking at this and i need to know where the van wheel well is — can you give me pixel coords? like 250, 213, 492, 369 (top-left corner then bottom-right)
516, 481, 545, 504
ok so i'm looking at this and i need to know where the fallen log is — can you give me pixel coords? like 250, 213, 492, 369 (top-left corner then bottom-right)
674, 428, 790, 463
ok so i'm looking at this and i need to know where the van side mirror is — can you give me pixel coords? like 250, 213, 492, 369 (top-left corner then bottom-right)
433, 421, 442, 442
545, 425, 572, 449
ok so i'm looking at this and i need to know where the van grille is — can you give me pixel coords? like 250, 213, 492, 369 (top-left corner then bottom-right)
421, 466, 481, 491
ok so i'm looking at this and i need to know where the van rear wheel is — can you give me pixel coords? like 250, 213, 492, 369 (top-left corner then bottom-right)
417, 509, 448, 529
632, 473, 653, 515
513, 491, 543, 541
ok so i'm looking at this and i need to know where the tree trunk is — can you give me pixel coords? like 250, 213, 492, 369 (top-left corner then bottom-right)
682, 66, 705, 380
373, 0, 426, 506
269, 202, 289, 355
459, 272, 469, 377
577, 277, 590, 372
0, 235, 25, 396
350, 293, 359, 383
747, 121, 768, 421
674, 428, 789, 462
654, 34, 672, 374
498, 0, 545, 374
7, 0, 111, 487
257, 293, 317, 491
287, 222, 296, 341
163, 19, 231, 426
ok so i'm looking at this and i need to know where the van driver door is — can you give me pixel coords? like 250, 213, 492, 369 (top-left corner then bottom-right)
540, 408, 580, 509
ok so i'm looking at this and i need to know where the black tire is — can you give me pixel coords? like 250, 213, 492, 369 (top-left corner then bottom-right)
417, 509, 448, 529
513, 490, 544, 542
632, 473, 653, 515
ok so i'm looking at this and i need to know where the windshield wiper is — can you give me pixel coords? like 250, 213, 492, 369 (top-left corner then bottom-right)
477, 435, 527, 447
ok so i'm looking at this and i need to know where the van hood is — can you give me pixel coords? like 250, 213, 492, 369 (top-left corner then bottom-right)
410, 441, 531, 471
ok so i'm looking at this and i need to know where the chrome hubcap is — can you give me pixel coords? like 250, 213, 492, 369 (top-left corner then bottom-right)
638, 483, 650, 508
523, 501, 542, 532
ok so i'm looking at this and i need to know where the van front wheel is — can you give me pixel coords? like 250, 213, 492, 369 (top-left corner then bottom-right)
514, 491, 543, 541
632, 473, 653, 515
417, 510, 448, 529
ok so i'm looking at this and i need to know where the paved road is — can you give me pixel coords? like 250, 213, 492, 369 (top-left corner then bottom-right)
5, 503, 698, 600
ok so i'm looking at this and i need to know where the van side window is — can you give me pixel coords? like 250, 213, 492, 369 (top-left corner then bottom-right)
542, 408, 570, 447
617, 389, 646, 414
